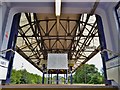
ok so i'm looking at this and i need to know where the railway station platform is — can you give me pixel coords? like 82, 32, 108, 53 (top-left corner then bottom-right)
0, 84, 119, 90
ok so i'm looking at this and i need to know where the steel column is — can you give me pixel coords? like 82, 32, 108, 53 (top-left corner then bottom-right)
66, 70, 68, 84
56, 70, 59, 84
64, 74, 66, 84
48, 74, 50, 84
5, 13, 21, 84
42, 64, 45, 84
96, 15, 108, 85
115, 2, 120, 29
42, 72, 45, 84
51, 73, 52, 84
70, 66, 73, 84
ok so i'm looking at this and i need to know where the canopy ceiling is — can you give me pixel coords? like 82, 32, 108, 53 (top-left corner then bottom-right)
16, 1, 101, 73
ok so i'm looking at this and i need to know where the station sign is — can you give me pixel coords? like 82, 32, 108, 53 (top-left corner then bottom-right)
0, 57, 9, 80
106, 56, 120, 69
47, 53, 68, 69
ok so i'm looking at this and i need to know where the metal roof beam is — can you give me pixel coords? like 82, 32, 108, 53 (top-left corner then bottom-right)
16, 46, 43, 72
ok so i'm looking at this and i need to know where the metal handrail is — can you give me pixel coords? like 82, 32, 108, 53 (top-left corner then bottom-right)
0, 49, 15, 54
101, 49, 120, 56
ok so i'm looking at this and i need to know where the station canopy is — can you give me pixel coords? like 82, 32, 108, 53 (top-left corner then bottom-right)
16, 1, 100, 73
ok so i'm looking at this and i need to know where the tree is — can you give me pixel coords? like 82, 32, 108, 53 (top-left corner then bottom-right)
11, 69, 22, 84
10, 69, 42, 84
20, 69, 29, 84
73, 64, 104, 84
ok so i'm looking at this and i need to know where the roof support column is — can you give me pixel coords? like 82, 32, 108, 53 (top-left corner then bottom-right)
64, 74, 66, 84
5, 13, 21, 84
96, 15, 108, 85
48, 73, 50, 84
70, 66, 73, 84
56, 70, 59, 84
42, 64, 45, 84
51, 73, 52, 84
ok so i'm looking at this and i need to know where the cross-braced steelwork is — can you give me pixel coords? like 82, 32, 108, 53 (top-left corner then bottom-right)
16, 12, 100, 73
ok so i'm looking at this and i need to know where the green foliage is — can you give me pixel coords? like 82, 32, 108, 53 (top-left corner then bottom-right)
52, 75, 65, 84
11, 69, 22, 84
73, 64, 104, 84
10, 69, 42, 84
11, 64, 104, 84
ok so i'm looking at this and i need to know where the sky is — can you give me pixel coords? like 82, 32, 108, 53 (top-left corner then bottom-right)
13, 52, 103, 76
87, 52, 103, 72
13, 52, 42, 76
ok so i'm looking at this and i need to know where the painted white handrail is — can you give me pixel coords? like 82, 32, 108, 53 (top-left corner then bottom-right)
101, 49, 120, 56
0, 49, 15, 54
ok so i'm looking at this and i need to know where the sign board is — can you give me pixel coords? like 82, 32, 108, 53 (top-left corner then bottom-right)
106, 56, 120, 83
0, 57, 9, 80
106, 56, 120, 69
47, 53, 68, 69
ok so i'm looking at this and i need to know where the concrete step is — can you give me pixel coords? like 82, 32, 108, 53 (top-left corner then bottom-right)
0, 84, 119, 90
